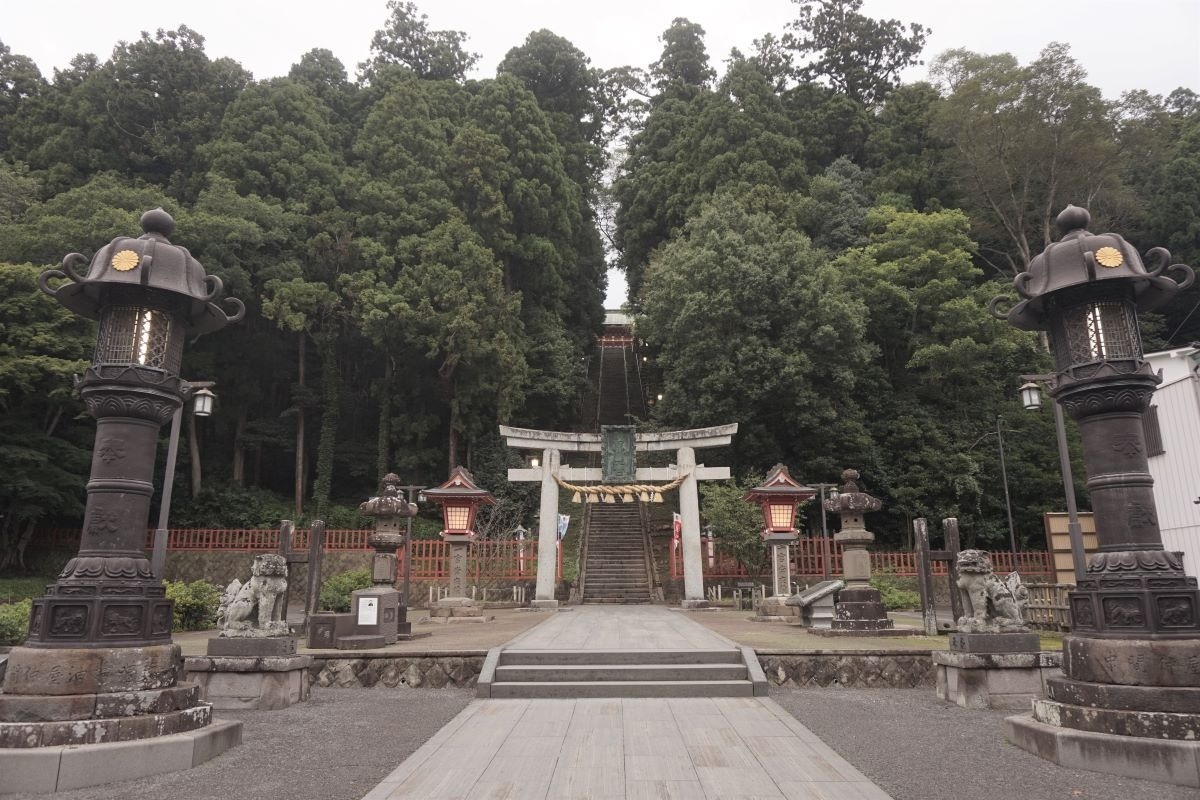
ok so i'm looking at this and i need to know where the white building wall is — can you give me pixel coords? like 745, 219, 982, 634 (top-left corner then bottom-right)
1147, 347, 1200, 577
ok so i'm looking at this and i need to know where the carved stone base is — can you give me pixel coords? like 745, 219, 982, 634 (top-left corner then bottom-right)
1033, 697, 1200, 739
1069, 560, 1200, 638
1, 644, 181, 696
0, 703, 211, 748
207, 636, 297, 657
1062, 635, 1200, 686
934, 650, 1062, 710
1046, 675, 1200, 714
25, 590, 174, 649
0, 684, 200, 723
830, 586, 893, 631
184, 655, 312, 711
950, 632, 1040, 654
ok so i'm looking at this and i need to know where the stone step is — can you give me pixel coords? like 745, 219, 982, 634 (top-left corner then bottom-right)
489, 680, 754, 699
500, 649, 742, 666
495, 664, 748, 682
580, 598, 649, 605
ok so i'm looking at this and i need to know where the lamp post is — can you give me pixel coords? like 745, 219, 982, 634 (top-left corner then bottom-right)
0, 209, 243, 751
1019, 375, 1087, 583
421, 466, 495, 620
151, 380, 216, 579
358, 473, 418, 642
744, 465, 816, 607
808, 482, 838, 580
824, 469, 894, 632
966, 417, 1018, 558
995, 205, 1200, 775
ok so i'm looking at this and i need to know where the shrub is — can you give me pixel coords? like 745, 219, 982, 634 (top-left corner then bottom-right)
319, 569, 372, 612
0, 599, 32, 645
870, 575, 921, 611
165, 579, 222, 631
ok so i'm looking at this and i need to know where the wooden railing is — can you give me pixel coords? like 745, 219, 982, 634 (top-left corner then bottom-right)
669, 536, 1054, 579
29, 528, 558, 580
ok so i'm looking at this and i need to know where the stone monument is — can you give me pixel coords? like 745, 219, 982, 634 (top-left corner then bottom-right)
934, 550, 1061, 709
351, 473, 418, 643
821, 469, 897, 633
185, 554, 312, 710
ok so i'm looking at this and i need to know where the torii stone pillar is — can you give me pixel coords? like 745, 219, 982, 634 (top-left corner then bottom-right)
501, 424, 737, 609
534, 447, 561, 609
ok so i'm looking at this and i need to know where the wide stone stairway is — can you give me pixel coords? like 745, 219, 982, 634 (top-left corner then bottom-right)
579, 503, 655, 604
365, 606, 893, 798
479, 606, 762, 699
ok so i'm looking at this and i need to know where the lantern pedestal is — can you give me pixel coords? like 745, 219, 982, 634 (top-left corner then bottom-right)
430, 537, 489, 622
753, 533, 799, 621
825, 470, 895, 634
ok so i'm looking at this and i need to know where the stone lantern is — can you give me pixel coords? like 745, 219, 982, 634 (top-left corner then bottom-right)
358, 473, 418, 640
824, 469, 893, 632
744, 465, 815, 616
421, 466, 495, 621
996, 205, 1200, 782
0, 209, 244, 789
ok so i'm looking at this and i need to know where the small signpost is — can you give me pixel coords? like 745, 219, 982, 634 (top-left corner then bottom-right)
914, 517, 963, 635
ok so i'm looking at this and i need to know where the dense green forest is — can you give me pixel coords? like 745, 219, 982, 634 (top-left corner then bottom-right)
1, 0, 1197, 565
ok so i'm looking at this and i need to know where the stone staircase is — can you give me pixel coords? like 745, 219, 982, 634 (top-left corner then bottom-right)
580, 503, 655, 604
481, 648, 759, 698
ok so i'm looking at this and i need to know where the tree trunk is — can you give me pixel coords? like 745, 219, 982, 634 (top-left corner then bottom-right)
377, 359, 392, 480
448, 402, 461, 470
188, 406, 202, 498
232, 408, 247, 486
312, 333, 341, 516
294, 333, 306, 519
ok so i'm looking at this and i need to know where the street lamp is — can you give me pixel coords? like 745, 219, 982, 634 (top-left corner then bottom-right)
995, 204, 1200, 770
151, 380, 216, 579
1019, 375, 1086, 583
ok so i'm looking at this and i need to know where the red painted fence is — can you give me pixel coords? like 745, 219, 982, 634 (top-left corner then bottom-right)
670, 536, 1053, 579
30, 528, 559, 581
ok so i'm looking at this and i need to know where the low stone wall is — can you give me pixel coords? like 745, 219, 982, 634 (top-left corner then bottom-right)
302, 650, 934, 691
757, 650, 936, 689
308, 653, 487, 690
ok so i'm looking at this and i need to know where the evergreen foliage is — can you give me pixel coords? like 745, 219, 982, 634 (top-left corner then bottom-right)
0, 2, 1192, 558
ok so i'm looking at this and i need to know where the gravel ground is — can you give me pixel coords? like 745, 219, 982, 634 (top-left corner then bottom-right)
6, 685, 1195, 799
771, 687, 1198, 800
3, 688, 472, 800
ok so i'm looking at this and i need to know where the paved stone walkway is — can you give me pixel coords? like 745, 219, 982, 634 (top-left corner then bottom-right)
361, 607, 892, 799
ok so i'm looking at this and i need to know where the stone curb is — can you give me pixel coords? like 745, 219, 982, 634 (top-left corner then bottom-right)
0, 719, 241, 794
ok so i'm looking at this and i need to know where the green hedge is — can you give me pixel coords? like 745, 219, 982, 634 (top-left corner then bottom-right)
319, 569, 372, 612
0, 599, 32, 645
164, 579, 222, 631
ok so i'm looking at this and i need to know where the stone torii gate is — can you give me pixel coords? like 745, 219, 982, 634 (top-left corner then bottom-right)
500, 423, 737, 608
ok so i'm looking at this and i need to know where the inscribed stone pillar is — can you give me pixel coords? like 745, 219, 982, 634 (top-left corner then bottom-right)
532, 447, 561, 608
771, 542, 792, 597
448, 540, 469, 599
678, 446, 707, 606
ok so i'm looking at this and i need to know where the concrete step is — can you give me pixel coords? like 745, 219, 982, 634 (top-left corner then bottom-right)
500, 649, 742, 666
489, 680, 755, 698
495, 664, 748, 682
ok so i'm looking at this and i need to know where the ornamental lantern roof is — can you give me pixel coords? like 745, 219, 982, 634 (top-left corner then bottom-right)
359, 473, 418, 519
743, 464, 816, 504
37, 208, 245, 335
1002, 205, 1194, 331
420, 466, 496, 506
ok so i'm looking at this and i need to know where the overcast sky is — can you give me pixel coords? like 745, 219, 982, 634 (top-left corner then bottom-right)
4, 1, 1198, 306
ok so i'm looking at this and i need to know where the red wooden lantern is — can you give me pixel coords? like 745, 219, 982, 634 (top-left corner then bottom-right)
420, 466, 496, 540
743, 464, 815, 540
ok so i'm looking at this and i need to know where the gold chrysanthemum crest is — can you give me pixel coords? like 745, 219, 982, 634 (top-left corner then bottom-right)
1095, 246, 1123, 268
111, 249, 140, 272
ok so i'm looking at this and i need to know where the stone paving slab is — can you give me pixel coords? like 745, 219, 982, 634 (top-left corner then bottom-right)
506, 605, 738, 651
361, 697, 892, 799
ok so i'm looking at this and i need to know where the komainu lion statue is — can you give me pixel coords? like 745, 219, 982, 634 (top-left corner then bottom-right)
955, 549, 1030, 633
217, 553, 290, 637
